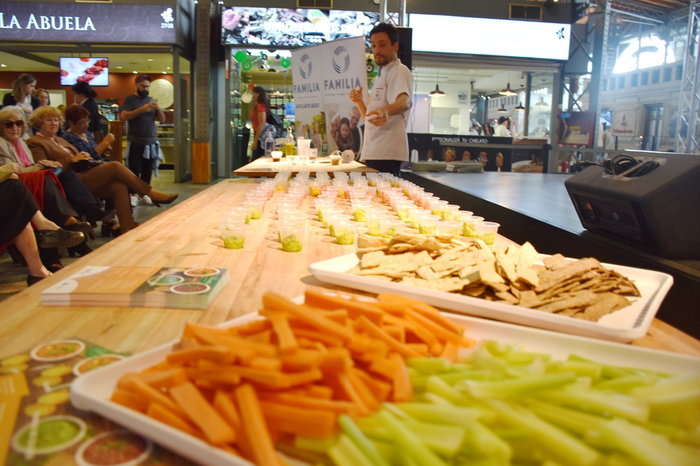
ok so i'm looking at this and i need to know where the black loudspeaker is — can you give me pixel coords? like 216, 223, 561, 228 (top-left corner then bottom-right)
397, 27, 412, 70
565, 151, 700, 258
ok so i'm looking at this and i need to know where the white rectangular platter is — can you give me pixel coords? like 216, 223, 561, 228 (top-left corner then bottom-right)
309, 253, 674, 342
71, 310, 699, 466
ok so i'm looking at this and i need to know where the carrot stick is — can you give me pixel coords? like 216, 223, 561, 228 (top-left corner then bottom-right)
263, 292, 353, 342
332, 372, 372, 416
260, 392, 358, 416
320, 309, 349, 325
382, 324, 405, 343
146, 401, 201, 438
169, 381, 236, 445
279, 349, 321, 372
228, 319, 271, 336
409, 302, 463, 334
317, 347, 352, 374
439, 341, 459, 363
405, 308, 463, 345
121, 374, 184, 416
304, 288, 385, 324
355, 316, 423, 358
167, 346, 237, 365
367, 356, 396, 380
244, 329, 273, 345
247, 356, 282, 372
354, 368, 392, 403
260, 401, 338, 438
266, 311, 299, 353
292, 328, 345, 347
213, 390, 241, 434
389, 353, 413, 402
234, 383, 280, 465
183, 368, 240, 386
111, 389, 149, 413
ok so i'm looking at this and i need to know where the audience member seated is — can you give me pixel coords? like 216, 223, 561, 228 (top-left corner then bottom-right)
26, 106, 178, 235
0, 178, 84, 286
62, 104, 115, 161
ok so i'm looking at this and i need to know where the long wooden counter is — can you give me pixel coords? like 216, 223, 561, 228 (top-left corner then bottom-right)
2, 178, 699, 359
233, 156, 377, 177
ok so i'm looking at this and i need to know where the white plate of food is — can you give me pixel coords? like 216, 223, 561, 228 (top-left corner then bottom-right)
71, 305, 697, 466
309, 253, 673, 342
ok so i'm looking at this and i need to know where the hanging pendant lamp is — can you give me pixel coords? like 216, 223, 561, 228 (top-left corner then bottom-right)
430, 84, 445, 96
497, 105, 509, 113
515, 102, 526, 111
499, 82, 517, 96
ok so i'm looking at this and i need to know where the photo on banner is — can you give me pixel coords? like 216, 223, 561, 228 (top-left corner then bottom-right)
291, 37, 368, 155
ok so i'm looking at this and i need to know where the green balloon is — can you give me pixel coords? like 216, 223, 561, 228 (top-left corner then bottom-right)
234, 50, 248, 62
280, 58, 291, 68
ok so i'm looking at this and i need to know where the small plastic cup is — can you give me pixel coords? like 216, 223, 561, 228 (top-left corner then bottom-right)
462, 215, 484, 237
271, 150, 283, 162
334, 221, 356, 245
438, 220, 463, 236
418, 214, 440, 234
330, 154, 341, 166
222, 223, 248, 249
474, 221, 500, 245
278, 222, 305, 252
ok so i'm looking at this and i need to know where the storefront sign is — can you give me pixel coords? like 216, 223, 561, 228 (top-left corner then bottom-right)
612, 111, 636, 136
292, 37, 368, 154
0, 1, 176, 43
410, 14, 571, 61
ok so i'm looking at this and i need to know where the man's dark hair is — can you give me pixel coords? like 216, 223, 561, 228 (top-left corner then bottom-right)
369, 22, 399, 44
498, 116, 509, 125
135, 74, 152, 84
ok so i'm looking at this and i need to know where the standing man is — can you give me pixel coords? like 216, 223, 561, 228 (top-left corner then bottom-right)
350, 22, 412, 176
119, 74, 165, 185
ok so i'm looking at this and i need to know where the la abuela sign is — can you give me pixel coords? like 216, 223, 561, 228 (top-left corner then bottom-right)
0, 1, 176, 43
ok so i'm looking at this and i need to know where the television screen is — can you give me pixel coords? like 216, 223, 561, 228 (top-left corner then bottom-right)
59, 57, 109, 86
221, 8, 379, 48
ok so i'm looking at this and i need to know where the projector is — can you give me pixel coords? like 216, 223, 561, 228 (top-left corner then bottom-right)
565, 151, 700, 259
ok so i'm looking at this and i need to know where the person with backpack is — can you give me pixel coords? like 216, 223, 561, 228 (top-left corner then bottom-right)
249, 86, 278, 160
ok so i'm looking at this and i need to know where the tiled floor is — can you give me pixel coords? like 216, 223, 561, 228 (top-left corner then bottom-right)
0, 170, 216, 301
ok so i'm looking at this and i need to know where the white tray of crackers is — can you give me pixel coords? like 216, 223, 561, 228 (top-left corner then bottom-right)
309, 236, 673, 342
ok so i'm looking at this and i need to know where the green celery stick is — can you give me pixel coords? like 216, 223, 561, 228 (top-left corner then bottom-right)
328, 435, 375, 466
294, 435, 338, 453
547, 360, 604, 379
464, 371, 578, 398
593, 374, 659, 391
426, 375, 470, 404
407, 357, 453, 374
459, 419, 513, 461
485, 398, 601, 466
438, 368, 494, 383
535, 387, 650, 422
275, 441, 328, 464
589, 418, 697, 466
375, 408, 447, 466
402, 419, 467, 457
356, 417, 391, 441
525, 398, 605, 436
338, 414, 389, 466
395, 402, 482, 427
567, 354, 671, 379
422, 392, 454, 406
471, 344, 511, 373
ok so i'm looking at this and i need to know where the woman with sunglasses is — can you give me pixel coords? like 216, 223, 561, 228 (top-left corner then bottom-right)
0, 106, 95, 266
27, 106, 178, 235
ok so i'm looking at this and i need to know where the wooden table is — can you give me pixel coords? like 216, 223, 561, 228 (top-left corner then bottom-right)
1, 178, 699, 359
233, 156, 377, 178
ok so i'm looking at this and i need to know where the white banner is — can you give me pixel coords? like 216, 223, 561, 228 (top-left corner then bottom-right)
292, 37, 368, 154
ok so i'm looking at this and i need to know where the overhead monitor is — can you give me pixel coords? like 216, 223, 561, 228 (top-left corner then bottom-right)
221, 7, 379, 48
409, 14, 571, 61
59, 57, 109, 86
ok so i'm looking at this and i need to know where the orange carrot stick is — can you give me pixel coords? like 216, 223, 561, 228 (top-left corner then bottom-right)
259, 392, 358, 416
389, 353, 413, 402
146, 402, 201, 438
169, 381, 236, 445
234, 383, 280, 465
121, 374, 184, 416
266, 311, 299, 353
304, 288, 385, 324
355, 316, 423, 358
260, 401, 338, 438
167, 346, 237, 365
405, 308, 463, 345
213, 390, 241, 433
111, 389, 149, 413
263, 292, 353, 342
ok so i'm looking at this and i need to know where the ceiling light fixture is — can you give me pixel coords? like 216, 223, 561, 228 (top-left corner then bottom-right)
515, 102, 526, 111
499, 82, 517, 96
429, 84, 445, 97
497, 105, 509, 113
535, 96, 548, 107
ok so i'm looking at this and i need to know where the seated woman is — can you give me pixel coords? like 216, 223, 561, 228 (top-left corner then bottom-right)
0, 106, 94, 265
62, 104, 115, 161
0, 178, 84, 285
333, 117, 356, 152
27, 106, 178, 235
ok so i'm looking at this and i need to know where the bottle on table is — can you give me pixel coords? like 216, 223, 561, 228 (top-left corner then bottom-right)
264, 133, 275, 157
284, 127, 296, 156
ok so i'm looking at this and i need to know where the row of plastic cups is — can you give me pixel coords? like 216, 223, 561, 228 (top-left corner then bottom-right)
277, 219, 305, 252
221, 218, 248, 249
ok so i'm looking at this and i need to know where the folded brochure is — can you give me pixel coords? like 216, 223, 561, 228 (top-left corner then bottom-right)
41, 266, 228, 310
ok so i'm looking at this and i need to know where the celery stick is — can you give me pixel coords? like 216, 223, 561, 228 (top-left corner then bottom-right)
525, 398, 605, 436
589, 418, 697, 466
535, 387, 649, 422
356, 417, 391, 441
276, 442, 328, 464
464, 371, 577, 398
567, 354, 670, 379
328, 435, 375, 466
438, 369, 494, 383
426, 375, 471, 405
375, 408, 447, 466
459, 419, 513, 461
485, 398, 601, 466
407, 357, 452, 374
547, 360, 603, 379
421, 392, 454, 406
295, 435, 338, 453
403, 419, 467, 457
471, 344, 510, 373
395, 402, 482, 427
338, 414, 389, 466
593, 374, 658, 391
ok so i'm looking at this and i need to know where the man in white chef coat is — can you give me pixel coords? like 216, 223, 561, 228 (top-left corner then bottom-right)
350, 22, 413, 176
